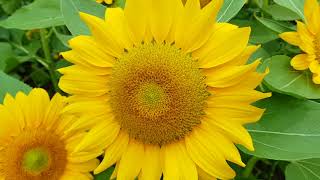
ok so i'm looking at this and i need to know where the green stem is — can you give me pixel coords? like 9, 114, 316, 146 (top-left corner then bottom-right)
40, 29, 59, 92
242, 156, 259, 178
11, 43, 49, 69
263, 0, 269, 8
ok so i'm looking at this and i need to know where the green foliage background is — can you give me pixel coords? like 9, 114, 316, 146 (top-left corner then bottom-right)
0, 0, 319, 179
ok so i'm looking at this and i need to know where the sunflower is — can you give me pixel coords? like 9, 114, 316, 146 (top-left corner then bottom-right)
280, 0, 320, 84
96, 0, 113, 4
0, 88, 100, 180
59, 0, 271, 179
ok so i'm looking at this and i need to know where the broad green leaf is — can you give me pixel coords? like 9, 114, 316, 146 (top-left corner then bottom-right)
255, 16, 296, 33
286, 159, 320, 180
94, 167, 114, 180
263, 55, 320, 99
264, 4, 301, 21
217, 0, 246, 22
53, 28, 72, 47
0, 0, 64, 30
231, 19, 278, 44
61, 0, 106, 36
113, 0, 126, 8
0, 71, 31, 103
0, 42, 13, 71
274, 0, 305, 19
0, 0, 22, 14
241, 94, 320, 160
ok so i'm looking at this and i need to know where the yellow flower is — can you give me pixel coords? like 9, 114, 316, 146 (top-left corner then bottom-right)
0, 89, 99, 180
59, 0, 271, 179
96, 0, 113, 4
280, 0, 320, 84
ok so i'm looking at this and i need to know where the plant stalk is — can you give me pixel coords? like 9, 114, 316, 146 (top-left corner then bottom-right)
40, 29, 59, 92
242, 156, 259, 178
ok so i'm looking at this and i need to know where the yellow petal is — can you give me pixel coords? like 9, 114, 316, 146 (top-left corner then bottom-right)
25, 88, 50, 127
205, 115, 255, 151
149, 0, 174, 43
66, 159, 100, 172
279, 32, 301, 46
198, 166, 217, 180
290, 54, 312, 70
2, 93, 25, 131
176, 0, 223, 52
296, 21, 315, 54
312, 72, 320, 84
105, 8, 133, 49
208, 90, 271, 105
205, 60, 260, 88
193, 22, 238, 59
166, 0, 184, 44
185, 128, 236, 179
139, 145, 162, 180
162, 141, 197, 180
75, 120, 120, 152
58, 73, 109, 96
124, 0, 148, 44
309, 60, 320, 73
68, 36, 115, 67
68, 151, 104, 163
304, 0, 320, 34
0, 103, 19, 138
199, 27, 251, 68
200, 122, 245, 167
225, 45, 260, 66
44, 93, 66, 130
79, 12, 123, 57
94, 132, 129, 174
60, 171, 92, 180
117, 139, 144, 180
183, 0, 223, 53
59, 54, 112, 76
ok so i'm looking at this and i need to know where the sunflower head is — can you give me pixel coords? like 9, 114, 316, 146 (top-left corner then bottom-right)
280, 0, 320, 84
0, 89, 99, 180
59, 0, 271, 179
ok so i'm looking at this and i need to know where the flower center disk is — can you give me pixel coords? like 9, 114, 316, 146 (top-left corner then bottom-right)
22, 148, 50, 174
0, 129, 68, 180
109, 43, 209, 145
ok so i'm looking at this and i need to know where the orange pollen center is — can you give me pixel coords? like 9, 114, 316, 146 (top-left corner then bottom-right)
0, 129, 67, 180
109, 43, 209, 145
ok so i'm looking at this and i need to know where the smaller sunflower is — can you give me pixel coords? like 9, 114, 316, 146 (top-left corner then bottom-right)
280, 0, 320, 84
0, 89, 99, 180
96, 0, 113, 4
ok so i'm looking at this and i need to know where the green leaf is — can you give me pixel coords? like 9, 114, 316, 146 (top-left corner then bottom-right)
217, 0, 246, 22
263, 55, 320, 99
263, 4, 301, 21
0, 42, 13, 71
274, 0, 305, 19
255, 16, 296, 33
286, 159, 320, 180
240, 94, 320, 160
94, 167, 114, 180
0, 71, 31, 103
0, 0, 22, 14
0, 0, 64, 30
113, 0, 126, 8
61, 0, 106, 36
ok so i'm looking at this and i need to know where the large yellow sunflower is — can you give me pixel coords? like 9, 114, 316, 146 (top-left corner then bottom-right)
280, 0, 320, 84
59, 0, 271, 179
0, 89, 99, 180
